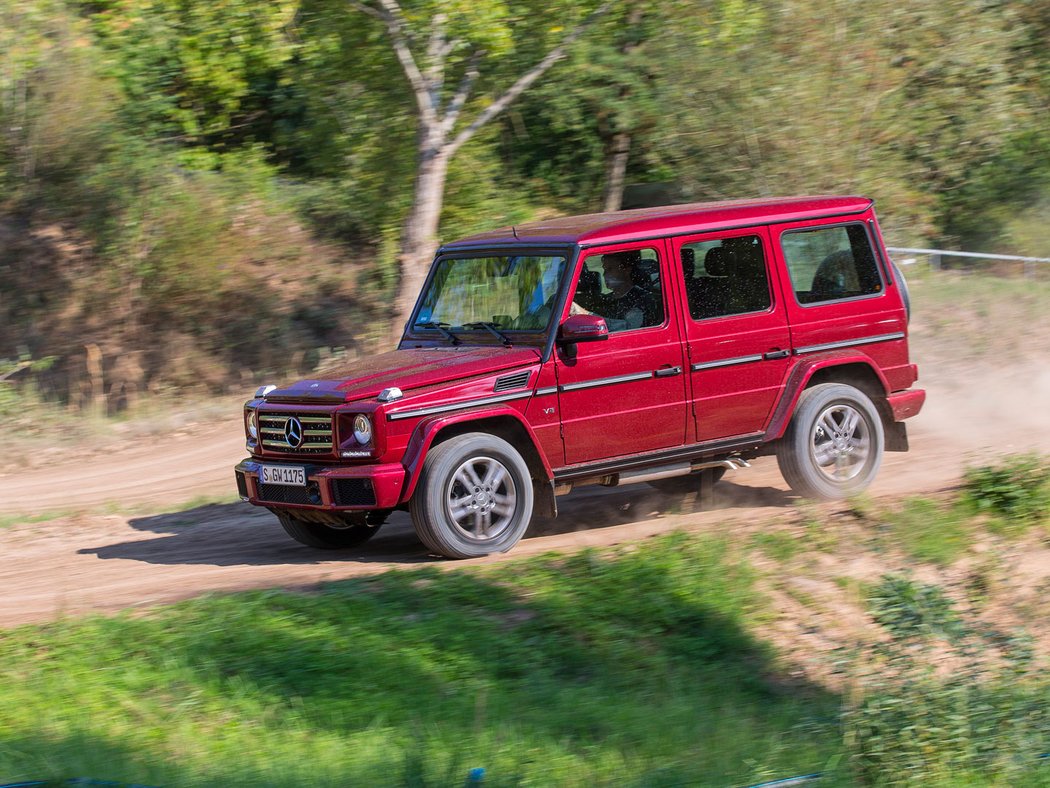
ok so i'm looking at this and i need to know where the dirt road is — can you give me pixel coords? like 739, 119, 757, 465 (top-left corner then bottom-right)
1, 364, 1048, 628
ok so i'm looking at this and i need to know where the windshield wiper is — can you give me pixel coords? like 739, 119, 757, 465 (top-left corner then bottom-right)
464, 321, 513, 347
415, 321, 461, 345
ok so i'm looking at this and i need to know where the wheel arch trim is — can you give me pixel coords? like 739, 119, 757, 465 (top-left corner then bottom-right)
765, 353, 890, 441
399, 407, 554, 503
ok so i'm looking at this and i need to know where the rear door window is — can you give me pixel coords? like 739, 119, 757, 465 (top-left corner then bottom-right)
680, 234, 771, 320
781, 224, 883, 305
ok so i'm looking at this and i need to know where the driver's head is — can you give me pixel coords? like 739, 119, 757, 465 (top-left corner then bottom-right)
601, 250, 640, 294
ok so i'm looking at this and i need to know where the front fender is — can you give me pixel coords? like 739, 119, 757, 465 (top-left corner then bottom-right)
399, 405, 554, 503
765, 352, 891, 440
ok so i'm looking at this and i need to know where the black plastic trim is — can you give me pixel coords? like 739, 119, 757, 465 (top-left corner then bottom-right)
553, 433, 765, 482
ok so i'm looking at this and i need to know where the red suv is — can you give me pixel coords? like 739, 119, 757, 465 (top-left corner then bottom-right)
235, 196, 925, 558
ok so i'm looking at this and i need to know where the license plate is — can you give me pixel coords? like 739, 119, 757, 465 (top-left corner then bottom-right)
259, 465, 306, 487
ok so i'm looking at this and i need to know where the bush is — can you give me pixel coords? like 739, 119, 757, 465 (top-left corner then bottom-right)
962, 454, 1050, 531
866, 574, 963, 641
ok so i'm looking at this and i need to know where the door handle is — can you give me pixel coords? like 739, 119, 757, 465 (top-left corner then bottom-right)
763, 349, 791, 360
654, 365, 683, 377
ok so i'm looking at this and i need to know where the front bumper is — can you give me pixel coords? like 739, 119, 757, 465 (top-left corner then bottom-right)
234, 459, 406, 511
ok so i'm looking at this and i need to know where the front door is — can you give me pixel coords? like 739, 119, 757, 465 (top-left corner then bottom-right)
554, 243, 689, 465
671, 228, 793, 442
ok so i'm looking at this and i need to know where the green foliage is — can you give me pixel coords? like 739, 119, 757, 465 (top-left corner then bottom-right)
751, 530, 802, 562
866, 574, 963, 641
962, 454, 1050, 533
883, 497, 973, 566
3, 0, 1050, 400
845, 658, 1048, 785
848, 576, 1048, 784
80, 0, 299, 143
0, 533, 839, 786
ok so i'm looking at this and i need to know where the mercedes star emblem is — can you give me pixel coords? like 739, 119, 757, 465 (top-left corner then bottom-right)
284, 416, 304, 448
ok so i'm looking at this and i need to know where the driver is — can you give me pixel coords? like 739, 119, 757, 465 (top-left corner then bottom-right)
573, 250, 659, 331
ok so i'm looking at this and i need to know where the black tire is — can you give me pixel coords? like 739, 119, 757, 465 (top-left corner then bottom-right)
648, 467, 726, 495
410, 433, 534, 559
776, 383, 884, 500
276, 511, 382, 549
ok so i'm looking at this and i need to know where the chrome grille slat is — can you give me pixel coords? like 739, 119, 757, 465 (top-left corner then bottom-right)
259, 411, 334, 455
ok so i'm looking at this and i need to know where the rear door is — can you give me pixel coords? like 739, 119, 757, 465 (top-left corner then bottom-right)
554, 242, 689, 465
671, 227, 793, 442
771, 216, 909, 385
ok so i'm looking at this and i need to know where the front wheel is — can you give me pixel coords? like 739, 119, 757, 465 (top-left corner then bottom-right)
276, 511, 383, 549
776, 383, 884, 500
410, 433, 534, 559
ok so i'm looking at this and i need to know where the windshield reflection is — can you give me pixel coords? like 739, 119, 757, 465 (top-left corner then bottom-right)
414, 254, 569, 335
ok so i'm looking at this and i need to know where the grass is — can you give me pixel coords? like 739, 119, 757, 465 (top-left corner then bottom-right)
961, 453, 1050, 536
0, 509, 74, 530
0, 533, 844, 787
3, 520, 1047, 787
851, 573, 1049, 785
847, 453, 1050, 567
880, 497, 974, 566
750, 530, 802, 562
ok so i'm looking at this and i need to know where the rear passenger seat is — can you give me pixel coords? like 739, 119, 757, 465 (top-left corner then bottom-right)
686, 247, 731, 319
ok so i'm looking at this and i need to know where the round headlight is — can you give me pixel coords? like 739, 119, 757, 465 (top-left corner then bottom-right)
246, 409, 258, 440
353, 414, 372, 445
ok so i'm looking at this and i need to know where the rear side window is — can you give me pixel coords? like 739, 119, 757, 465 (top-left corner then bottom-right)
680, 235, 771, 320
781, 224, 883, 305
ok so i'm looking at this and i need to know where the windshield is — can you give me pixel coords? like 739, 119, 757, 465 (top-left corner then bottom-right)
414, 254, 569, 333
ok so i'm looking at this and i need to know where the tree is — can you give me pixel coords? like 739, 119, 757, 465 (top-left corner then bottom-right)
351, 0, 611, 337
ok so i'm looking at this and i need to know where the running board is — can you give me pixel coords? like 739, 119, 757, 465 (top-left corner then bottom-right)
553, 457, 750, 495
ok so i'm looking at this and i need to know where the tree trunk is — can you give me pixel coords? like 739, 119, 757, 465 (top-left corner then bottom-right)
602, 131, 632, 212
368, 0, 614, 343
392, 143, 449, 341
600, 3, 643, 213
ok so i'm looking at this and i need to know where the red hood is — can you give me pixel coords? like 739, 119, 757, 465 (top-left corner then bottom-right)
265, 346, 542, 403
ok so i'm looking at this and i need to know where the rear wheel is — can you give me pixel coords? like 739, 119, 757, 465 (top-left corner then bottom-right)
776, 383, 884, 500
276, 510, 383, 549
410, 433, 534, 559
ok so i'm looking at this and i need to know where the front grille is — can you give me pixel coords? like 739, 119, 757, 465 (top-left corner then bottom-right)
331, 478, 376, 507
260, 412, 334, 454
258, 483, 316, 506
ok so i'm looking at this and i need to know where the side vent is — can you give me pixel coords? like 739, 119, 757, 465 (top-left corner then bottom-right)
494, 370, 532, 393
